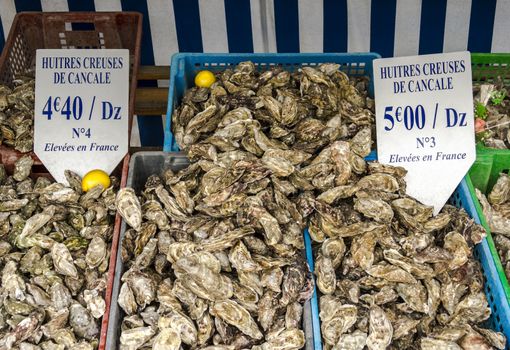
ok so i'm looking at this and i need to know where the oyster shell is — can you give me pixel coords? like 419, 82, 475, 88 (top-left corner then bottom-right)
211, 300, 263, 340
116, 188, 142, 231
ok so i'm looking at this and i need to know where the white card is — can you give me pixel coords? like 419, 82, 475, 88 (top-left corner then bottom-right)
374, 51, 475, 215
34, 49, 129, 183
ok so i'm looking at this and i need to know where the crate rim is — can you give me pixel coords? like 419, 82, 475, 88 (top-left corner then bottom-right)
98, 153, 130, 349
477, 143, 510, 156
169, 52, 382, 59
472, 52, 510, 63
0, 11, 144, 75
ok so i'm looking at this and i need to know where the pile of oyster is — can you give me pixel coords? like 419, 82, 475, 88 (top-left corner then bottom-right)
0, 155, 119, 349
114, 157, 315, 349
112, 61, 374, 349
114, 61, 505, 349
310, 150, 506, 349
172, 61, 374, 153
0, 75, 35, 153
477, 173, 510, 279
474, 82, 510, 149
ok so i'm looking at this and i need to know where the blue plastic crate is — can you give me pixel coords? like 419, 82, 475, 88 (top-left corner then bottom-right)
304, 174, 510, 350
304, 228, 323, 350
164, 52, 381, 152
452, 177, 510, 346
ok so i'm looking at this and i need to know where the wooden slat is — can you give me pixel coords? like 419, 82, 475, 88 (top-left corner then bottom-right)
129, 146, 163, 153
134, 87, 168, 115
138, 65, 170, 80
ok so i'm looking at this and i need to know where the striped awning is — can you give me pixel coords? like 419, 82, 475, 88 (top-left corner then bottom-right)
1, 0, 507, 146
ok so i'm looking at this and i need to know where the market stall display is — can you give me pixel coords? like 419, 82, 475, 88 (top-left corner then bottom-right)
108, 152, 314, 349
0, 12, 142, 171
1, 7, 509, 349
158, 55, 510, 350
0, 156, 126, 349
164, 53, 379, 152
306, 150, 507, 349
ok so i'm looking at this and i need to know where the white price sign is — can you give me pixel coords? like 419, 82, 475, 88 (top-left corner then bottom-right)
374, 51, 475, 215
34, 49, 129, 183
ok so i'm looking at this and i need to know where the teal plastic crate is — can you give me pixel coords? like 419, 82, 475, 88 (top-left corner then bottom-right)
164, 52, 380, 152
304, 170, 510, 350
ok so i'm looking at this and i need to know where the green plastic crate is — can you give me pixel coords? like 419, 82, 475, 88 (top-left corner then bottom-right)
471, 147, 510, 193
468, 151, 510, 303
472, 53, 510, 84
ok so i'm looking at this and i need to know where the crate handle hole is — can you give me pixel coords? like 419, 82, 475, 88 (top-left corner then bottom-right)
66, 22, 96, 31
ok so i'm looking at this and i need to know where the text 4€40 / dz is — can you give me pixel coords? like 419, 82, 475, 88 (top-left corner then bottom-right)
34, 49, 129, 184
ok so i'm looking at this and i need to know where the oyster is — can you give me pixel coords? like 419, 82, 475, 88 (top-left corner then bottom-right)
0, 77, 35, 153
257, 328, 305, 349
116, 188, 142, 231
69, 303, 99, 340
211, 300, 263, 340
152, 328, 181, 349
366, 305, 392, 349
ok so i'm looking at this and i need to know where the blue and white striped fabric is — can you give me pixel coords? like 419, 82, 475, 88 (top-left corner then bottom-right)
1, 0, 509, 145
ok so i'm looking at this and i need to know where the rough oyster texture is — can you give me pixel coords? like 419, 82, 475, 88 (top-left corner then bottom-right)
310, 149, 503, 348
0, 158, 118, 348
172, 61, 374, 153
114, 61, 504, 349
117, 160, 313, 348
477, 173, 510, 292
0, 76, 35, 152
117, 62, 375, 349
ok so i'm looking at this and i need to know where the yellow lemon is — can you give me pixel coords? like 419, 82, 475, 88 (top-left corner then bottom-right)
81, 169, 111, 192
194, 70, 216, 88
